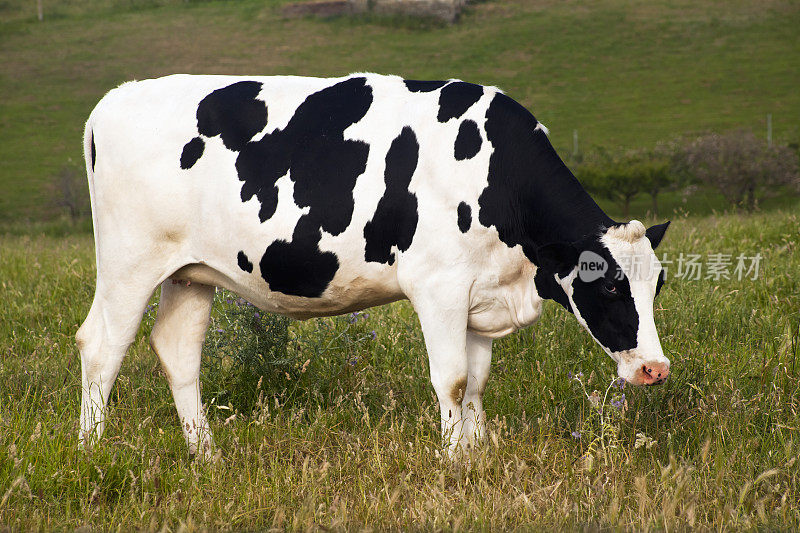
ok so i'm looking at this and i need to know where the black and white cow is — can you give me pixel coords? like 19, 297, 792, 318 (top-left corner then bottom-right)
77, 73, 671, 457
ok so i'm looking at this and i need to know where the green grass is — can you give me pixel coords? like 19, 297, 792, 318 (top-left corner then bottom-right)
1, 0, 800, 528
1, 0, 799, 222
1, 206, 799, 530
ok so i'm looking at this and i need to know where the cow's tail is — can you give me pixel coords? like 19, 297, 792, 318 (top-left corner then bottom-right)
83, 114, 100, 271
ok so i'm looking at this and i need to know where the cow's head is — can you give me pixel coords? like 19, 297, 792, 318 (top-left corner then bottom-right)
537, 220, 671, 386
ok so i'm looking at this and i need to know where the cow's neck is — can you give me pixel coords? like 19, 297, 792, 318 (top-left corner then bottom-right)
524, 160, 614, 247
523, 140, 614, 312
479, 92, 615, 263
526, 155, 612, 312
479, 92, 615, 309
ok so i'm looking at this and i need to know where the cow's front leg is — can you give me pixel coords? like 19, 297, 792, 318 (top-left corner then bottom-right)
412, 296, 470, 458
462, 331, 492, 449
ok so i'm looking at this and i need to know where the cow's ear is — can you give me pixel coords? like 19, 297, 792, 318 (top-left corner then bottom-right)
646, 221, 671, 250
536, 242, 578, 277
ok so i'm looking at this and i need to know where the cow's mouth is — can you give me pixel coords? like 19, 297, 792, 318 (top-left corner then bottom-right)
630, 362, 670, 386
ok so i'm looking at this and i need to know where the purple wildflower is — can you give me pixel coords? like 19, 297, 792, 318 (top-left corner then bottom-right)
567, 371, 572, 379
216, 328, 224, 333
611, 393, 626, 409
615, 377, 626, 390
370, 330, 377, 340
571, 431, 581, 440
254, 311, 260, 319
348, 312, 359, 324
362, 313, 370, 320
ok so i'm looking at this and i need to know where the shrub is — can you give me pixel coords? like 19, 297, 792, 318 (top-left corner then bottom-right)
679, 130, 799, 211
200, 292, 294, 413
47, 161, 89, 221
195, 290, 377, 416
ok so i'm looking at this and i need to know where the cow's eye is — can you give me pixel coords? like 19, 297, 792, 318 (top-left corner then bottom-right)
600, 280, 619, 298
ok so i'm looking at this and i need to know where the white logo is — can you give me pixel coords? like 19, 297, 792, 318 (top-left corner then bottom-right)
578, 251, 607, 282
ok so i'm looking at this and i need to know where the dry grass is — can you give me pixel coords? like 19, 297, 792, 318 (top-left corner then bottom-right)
1, 207, 799, 529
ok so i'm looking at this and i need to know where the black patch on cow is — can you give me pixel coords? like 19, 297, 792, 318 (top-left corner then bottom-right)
90, 132, 96, 172
533, 231, 643, 354
457, 202, 471, 233
655, 269, 665, 297
570, 242, 639, 352
259, 217, 340, 298
196, 81, 268, 152
478, 92, 615, 263
437, 82, 483, 123
534, 268, 572, 313
454, 120, 482, 160
181, 77, 372, 297
404, 79, 448, 93
364, 126, 420, 265
646, 221, 670, 250
180, 137, 205, 169
237, 251, 253, 273
236, 77, 371, 225
230, 77, 374, 297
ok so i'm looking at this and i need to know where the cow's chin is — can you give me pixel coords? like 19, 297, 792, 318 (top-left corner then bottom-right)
621, 372, 664, 387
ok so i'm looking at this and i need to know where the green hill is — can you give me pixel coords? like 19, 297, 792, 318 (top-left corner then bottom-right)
1, 0, 798, 222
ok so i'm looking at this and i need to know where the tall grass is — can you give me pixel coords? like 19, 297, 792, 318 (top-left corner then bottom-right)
1, 207, 799, 529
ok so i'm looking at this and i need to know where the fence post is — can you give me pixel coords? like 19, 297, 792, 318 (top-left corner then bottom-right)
767, 113, 772, 147
573, 129, 579, 158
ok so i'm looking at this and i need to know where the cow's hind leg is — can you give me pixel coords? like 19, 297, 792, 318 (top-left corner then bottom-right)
149, 280, 215, 456
77, 281, 157, 447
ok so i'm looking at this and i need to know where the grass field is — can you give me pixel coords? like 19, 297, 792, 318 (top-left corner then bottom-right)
1, 205, 799, 530
1, 0, 799, 222
2, 0, 800, 529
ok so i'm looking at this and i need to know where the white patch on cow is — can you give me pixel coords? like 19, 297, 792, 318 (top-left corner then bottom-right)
265, 172, 310, 235
605, 219, 646, 242
404, 82, 496, 253
534, 122, 550, 136
467, 239, 543, 338
256, 75, 338, 135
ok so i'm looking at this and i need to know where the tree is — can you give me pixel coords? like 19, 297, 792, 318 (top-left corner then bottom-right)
636, 144, 678, 217
578, 148, 660, 219
680, 130, 799, 211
